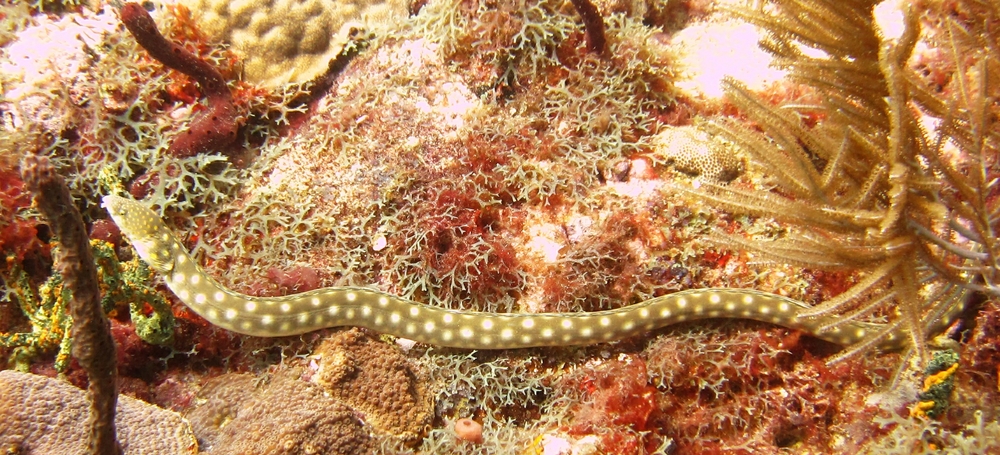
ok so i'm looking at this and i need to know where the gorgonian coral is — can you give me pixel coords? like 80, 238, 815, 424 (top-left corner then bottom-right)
687, 0, 999, 363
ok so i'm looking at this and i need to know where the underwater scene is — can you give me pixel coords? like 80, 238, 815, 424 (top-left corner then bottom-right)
0, 0, 998, 453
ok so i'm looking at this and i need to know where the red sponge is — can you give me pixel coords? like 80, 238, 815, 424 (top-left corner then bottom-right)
120, 2, 238, 157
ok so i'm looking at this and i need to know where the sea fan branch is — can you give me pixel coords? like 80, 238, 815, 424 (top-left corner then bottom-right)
682, 0, 1000, 362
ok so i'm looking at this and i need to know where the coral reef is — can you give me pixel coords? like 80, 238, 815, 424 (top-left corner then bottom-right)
414, 350, 559, 454
0, 167, 41, 264
1, 259, 74, 372
0, 5, 243, 217
1, 0, 997, 454
187, 0, 679, 317
1, 236, 173, 372
863, 409, 1000, 455
181, 373, 255, 449
94, 239, 176, 346
562, 356, 664, 454
644, 322, 876, 453
0, 370, 196, 455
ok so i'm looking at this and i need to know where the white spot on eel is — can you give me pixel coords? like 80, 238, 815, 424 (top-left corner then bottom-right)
103, 195, 898, 349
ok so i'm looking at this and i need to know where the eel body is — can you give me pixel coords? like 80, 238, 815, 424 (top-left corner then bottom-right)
103, 195, 894, 349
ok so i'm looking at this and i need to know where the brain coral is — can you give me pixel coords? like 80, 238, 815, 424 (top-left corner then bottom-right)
185, 373, 373, 455
0, 370, 197, 455
179, 0, 408, 87
313, 328, 433, 443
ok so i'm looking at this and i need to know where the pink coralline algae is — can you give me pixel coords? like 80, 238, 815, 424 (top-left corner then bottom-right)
562, 357, 663, 454
454, 418, 484, 444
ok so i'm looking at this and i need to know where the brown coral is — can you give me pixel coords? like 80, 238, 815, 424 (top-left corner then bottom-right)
181, 373, 257, 450
0, 370, 197, 455
179, 0, 408, 87
312, 328, 432, 443
185, 372, 373, 455
22, 154, 121, 454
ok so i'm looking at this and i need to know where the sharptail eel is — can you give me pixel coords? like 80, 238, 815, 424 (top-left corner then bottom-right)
103, 195, 900, 349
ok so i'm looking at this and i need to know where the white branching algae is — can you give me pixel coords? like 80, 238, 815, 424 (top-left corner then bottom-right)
104, 195, 899, 349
